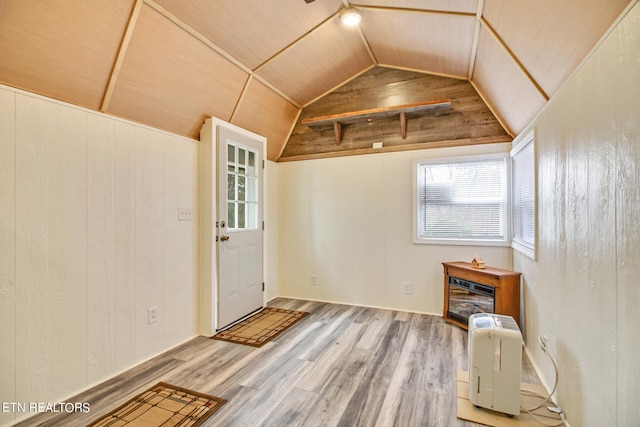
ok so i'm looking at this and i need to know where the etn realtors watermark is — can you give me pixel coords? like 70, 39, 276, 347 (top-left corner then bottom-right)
2, 401, 90, 414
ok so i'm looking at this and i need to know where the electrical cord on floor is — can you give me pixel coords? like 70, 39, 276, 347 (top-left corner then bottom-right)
519, 337, 565, 426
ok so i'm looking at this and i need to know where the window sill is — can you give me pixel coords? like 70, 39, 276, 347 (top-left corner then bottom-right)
413, 237, 511, 247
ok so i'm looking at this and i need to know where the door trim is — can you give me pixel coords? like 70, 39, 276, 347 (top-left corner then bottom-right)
198, 117, 267, 334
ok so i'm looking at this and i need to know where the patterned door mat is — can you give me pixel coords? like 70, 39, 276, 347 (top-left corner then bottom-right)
87, 382, 226, 427
212, 306, 309, 347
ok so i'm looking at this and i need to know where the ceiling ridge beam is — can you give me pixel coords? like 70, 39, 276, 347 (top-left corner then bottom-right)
144, 0, 301, 110
480, 17, 549, 101
467, 0, 484, 81
100, 0, 144, 112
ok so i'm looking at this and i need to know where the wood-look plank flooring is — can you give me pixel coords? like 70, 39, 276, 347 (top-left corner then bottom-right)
16, 298, 541, 427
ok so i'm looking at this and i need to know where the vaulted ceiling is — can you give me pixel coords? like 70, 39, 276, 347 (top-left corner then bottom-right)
0, 0, 631, 160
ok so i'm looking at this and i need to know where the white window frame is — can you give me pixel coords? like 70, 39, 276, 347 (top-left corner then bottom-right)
511, 131, 536, 259
413, 152, 511, 246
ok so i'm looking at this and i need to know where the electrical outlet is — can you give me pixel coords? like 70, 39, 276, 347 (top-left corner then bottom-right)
539, 335, 548, 351
403, 282, 412, 294
148, 306, 158, 324
178, 207, 192, 221
311, 275, 318, 286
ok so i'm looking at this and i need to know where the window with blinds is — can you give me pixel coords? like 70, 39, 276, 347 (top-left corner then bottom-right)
414, 153, 510, 245
511, 132, 536, 258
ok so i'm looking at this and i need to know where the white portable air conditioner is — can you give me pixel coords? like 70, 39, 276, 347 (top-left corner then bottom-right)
468, 313, 522, 416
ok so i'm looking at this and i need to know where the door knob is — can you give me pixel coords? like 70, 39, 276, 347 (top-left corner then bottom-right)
220, 235, 230, 242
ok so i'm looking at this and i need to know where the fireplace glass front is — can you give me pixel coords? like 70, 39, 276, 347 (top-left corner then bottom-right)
447, 276, 495, 326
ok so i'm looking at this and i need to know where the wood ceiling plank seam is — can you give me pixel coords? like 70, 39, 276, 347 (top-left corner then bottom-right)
468, 80, 514, 137
252, 11, 342, 75
276, 108, 303, 161
467, 0, 485, 81
251, 75, 302, 109
143, 0, 251, 75
356, 26, 379, 65
301, 64, 376, 108
229, 74, 253, 123
100, 0, 144, 112
480, 17, 549, 101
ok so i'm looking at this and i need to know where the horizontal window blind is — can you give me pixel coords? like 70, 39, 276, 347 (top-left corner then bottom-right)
416, 156, 508, 243
512, 137, 535, 256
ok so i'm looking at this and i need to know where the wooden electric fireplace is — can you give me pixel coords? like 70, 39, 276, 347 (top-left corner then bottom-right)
442, 261, 521, 330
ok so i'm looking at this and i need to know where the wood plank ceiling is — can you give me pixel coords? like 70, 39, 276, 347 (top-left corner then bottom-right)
0, 0, 632, 160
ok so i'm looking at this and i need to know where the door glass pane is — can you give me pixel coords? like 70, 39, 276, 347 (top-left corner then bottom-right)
247, 203, 257, 228
238, 203, 245, 228
225, 142, 259, 231
246, 177, 256, 202
227, 202, 236, 229
227, 144, 235, 163
227, 173, 235, 201
238, 176, 245, 201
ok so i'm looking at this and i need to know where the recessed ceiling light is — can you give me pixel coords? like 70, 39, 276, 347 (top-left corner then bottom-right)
340, 7, 361, 26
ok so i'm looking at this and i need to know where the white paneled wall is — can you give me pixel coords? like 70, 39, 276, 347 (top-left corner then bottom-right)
513, 3, 640, 426
265, 160, 280, 302
0, 87, 16, 427
277, 145, 513, 315
14, 88, 90, 406
0, 86, 198, 426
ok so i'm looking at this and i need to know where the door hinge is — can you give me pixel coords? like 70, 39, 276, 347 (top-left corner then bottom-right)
262, 221, 264, 230
262, 282, 265, 291
262, 160, 265, 169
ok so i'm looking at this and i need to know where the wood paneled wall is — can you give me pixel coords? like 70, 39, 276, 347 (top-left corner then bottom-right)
0, 85, 199, 426
512, 3, 640, 425
280, 67, 511, 161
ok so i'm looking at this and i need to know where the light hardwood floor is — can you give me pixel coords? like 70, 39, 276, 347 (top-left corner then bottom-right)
16, 298, 540, 427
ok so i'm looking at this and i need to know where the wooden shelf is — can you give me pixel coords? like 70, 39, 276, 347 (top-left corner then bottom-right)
301, 99, 451, 145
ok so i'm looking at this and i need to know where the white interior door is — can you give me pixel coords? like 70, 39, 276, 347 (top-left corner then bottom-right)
217, 127, 264, 329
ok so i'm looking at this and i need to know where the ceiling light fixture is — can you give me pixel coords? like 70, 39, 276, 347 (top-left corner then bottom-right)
340, 7, 361, 26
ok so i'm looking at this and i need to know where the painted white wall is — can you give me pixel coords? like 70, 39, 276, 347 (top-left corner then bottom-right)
277, 144, 513, 315
0, 86, 199, 426
513, 3, 640, 426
